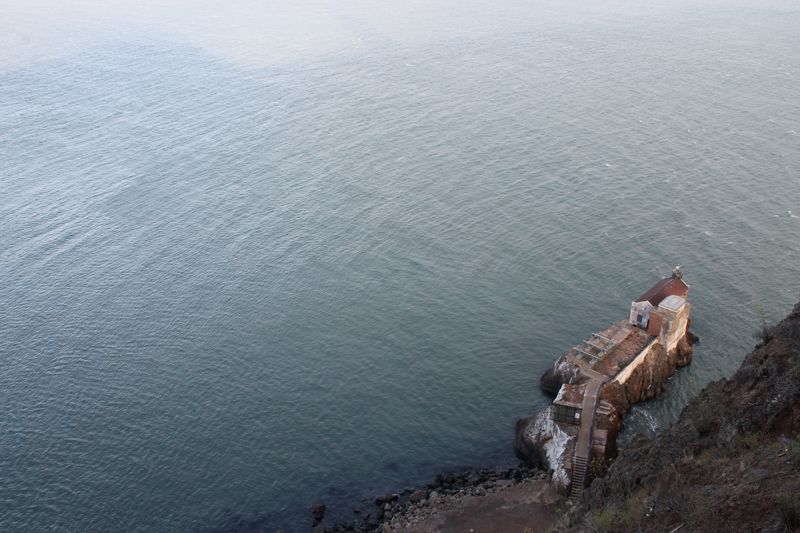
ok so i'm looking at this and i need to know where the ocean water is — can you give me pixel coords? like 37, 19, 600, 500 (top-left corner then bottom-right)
1, 1, 799, 531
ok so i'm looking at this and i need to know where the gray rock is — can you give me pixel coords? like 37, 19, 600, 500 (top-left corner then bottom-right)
409, 490, 428, 504
540, 357, 587, 394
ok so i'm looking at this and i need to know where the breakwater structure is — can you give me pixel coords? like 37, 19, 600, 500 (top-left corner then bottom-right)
514, 268, 696, 499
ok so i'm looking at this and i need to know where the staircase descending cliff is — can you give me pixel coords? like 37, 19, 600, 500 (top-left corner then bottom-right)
569, 377, 604, 500
570, 456, 587, 500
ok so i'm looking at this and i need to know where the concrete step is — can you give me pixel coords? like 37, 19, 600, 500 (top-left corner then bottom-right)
570, 456, 588, 500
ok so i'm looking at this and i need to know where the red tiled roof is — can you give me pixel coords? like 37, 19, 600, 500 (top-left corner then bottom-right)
635, 277, 689, 306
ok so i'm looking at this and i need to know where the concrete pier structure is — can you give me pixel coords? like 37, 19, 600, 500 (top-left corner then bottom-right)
515, 273, 695, 497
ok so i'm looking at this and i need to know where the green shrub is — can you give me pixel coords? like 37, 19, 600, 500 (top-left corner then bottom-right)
752, 305, 775, 347
789, 354, 800, 382
697, 447, 723, 465
593, 507, 617, 531
782, 321, 800, 352
753, 325, 774, 345
588, 457, 612, 480
776, 494, 800, 532
741, 430, 767, 455
787, 438, 800, 467
686, 493, 716, 530
617, 490, 648, 525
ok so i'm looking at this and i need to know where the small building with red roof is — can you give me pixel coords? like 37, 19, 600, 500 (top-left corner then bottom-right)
629, 274, 689, 328
629, 271, 691, 352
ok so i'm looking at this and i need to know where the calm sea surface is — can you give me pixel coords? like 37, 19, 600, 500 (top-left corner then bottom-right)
1, 1, 799, 531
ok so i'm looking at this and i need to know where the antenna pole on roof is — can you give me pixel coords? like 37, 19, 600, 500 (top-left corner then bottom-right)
672, 265, 683, 279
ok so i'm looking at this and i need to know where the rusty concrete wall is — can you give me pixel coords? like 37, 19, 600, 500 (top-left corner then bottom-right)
647, 313, 663, 336
612, 337, 659, 386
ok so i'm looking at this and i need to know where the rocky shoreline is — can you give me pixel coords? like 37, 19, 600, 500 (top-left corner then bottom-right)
286, 289, 800, 533
306, 463, 558, 532
305, 275, 699, 531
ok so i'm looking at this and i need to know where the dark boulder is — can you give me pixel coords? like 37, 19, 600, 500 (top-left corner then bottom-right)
374, 494, 398, 506
310, 504, 326, 524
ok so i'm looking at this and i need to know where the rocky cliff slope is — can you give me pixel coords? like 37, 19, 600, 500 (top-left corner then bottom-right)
557, 299, 800, 533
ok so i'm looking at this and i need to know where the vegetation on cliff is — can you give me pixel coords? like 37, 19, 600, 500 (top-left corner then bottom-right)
558, 299, 800, 533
